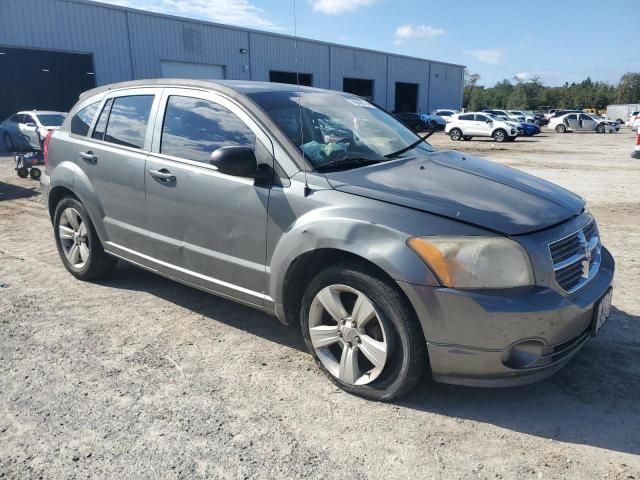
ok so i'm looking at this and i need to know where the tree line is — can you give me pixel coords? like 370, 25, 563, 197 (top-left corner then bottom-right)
463, 72, 640, 112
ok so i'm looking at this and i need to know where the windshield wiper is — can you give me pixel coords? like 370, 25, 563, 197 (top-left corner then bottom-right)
315, 155, 383, 172
384, 131, 434, 159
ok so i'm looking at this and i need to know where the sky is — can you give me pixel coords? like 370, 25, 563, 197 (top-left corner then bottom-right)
99, 0, 638, 87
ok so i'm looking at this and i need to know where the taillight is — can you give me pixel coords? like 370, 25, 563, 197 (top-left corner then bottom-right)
636, 133, 640, 146
43, 129, 54, 168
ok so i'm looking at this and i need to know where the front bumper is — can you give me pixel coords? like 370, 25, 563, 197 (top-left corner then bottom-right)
398, 247, 615, 387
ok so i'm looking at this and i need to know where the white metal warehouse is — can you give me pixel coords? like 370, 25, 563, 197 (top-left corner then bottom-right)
0, 0, 465, 120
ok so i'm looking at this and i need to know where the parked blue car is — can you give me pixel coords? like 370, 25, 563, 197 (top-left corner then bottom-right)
520, 122, 540, 137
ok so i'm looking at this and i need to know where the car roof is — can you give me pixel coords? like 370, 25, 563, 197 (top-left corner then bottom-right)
79, 78, 345, 101
17, 110, 66, 115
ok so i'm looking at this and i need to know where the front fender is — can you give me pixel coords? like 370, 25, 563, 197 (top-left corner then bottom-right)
268, 203, 441, 306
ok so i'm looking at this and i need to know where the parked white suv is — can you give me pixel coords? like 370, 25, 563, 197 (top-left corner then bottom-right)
446, 112, 518, 142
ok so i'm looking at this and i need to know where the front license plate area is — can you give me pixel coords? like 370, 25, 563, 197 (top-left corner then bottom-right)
591, 288, 613, 337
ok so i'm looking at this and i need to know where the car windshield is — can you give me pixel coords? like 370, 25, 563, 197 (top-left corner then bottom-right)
36, 113, 66, 126
487, 113, 505, 121
248, 90, 433, 170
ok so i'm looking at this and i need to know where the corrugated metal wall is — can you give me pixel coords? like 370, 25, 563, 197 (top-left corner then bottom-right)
0, 0, 465, 111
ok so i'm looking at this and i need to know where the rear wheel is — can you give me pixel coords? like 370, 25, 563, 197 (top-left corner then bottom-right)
449, 128, 462, 141
53, 197, 117, 281
301, 263, 426, 401
16, 167, 28, 178
555, 124, 567, 133
492, 129, 507, 142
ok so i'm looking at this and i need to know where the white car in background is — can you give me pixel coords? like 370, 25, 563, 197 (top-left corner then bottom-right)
483, 109, 523, 122
508, 110, 535, 123
630, 113, 640, 132
625, 111, 640, 126
446, 112, 518, 142
550, 112, 620, 133
0, 110, 67, 151
431, 109, 459, 123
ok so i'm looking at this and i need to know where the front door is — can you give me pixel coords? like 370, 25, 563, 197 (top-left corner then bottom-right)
474, 114, 492, 136
73, 88, 160, 254
580, 114, 595, 131
145, 89, 273, 307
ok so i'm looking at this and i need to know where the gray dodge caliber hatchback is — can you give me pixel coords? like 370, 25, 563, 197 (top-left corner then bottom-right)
42, 80, 615, 400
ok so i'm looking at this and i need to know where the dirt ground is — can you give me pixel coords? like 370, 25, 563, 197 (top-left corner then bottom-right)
1, 128, 639, 479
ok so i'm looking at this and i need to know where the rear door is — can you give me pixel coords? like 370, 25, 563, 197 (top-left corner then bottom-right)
73, 88, 161, 254
565, 114, 579, 130
144, 88, 274, 307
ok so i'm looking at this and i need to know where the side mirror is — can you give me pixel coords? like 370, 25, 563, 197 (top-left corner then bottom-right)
210, 145, 267, 179
486, 119, 492, 124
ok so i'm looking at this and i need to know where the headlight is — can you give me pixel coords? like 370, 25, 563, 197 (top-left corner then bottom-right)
407, 236, 534, 288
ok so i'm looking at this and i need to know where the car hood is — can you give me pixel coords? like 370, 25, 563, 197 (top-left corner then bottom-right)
326, 150, 585, 235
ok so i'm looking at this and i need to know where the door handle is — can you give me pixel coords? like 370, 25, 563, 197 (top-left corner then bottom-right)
79, 151, 97, 164
149, 168, 176, 182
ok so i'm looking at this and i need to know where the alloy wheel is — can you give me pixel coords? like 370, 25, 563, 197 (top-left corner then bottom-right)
58, 207, 90, 269
308, 284, 388, 386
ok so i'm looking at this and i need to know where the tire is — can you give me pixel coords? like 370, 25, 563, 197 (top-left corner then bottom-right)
492, 129, 507, 142
449, 128, 462, 141
555, 124, 567, 133
16, 167, 28, 178
595, 123, 605, 133
462, 136, 472, 141
29, 168, 41, 180
300, 262, 427, 401
3, 133, 14, 151
53, 197, 117, 281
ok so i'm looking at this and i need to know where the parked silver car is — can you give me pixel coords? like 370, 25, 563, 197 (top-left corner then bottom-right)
42, 80, 615, 400
1, 110, 67, 151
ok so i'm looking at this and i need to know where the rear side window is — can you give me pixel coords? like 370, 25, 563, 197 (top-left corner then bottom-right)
475, 114, 489, 122
70, 102, 100, 136
92, 98, 113, 141
160, 95, 256, 163
103, 95, 154, 149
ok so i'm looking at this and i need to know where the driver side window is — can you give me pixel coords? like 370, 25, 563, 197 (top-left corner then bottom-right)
160, 95, 256, 164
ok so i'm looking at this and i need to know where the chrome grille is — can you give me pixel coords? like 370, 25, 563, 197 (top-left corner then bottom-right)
549, 221, 601, 293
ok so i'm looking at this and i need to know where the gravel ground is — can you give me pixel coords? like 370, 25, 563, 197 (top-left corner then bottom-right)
1, 128, 639, 479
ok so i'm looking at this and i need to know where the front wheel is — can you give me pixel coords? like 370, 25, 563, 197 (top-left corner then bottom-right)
53, 197, 117, 281
493, 129, 507, 142
595, 123, 605, 133
16, 167, 28, 178
301, 263, 426, 401
449, 128, 462, 141
555, 124, 567, 133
